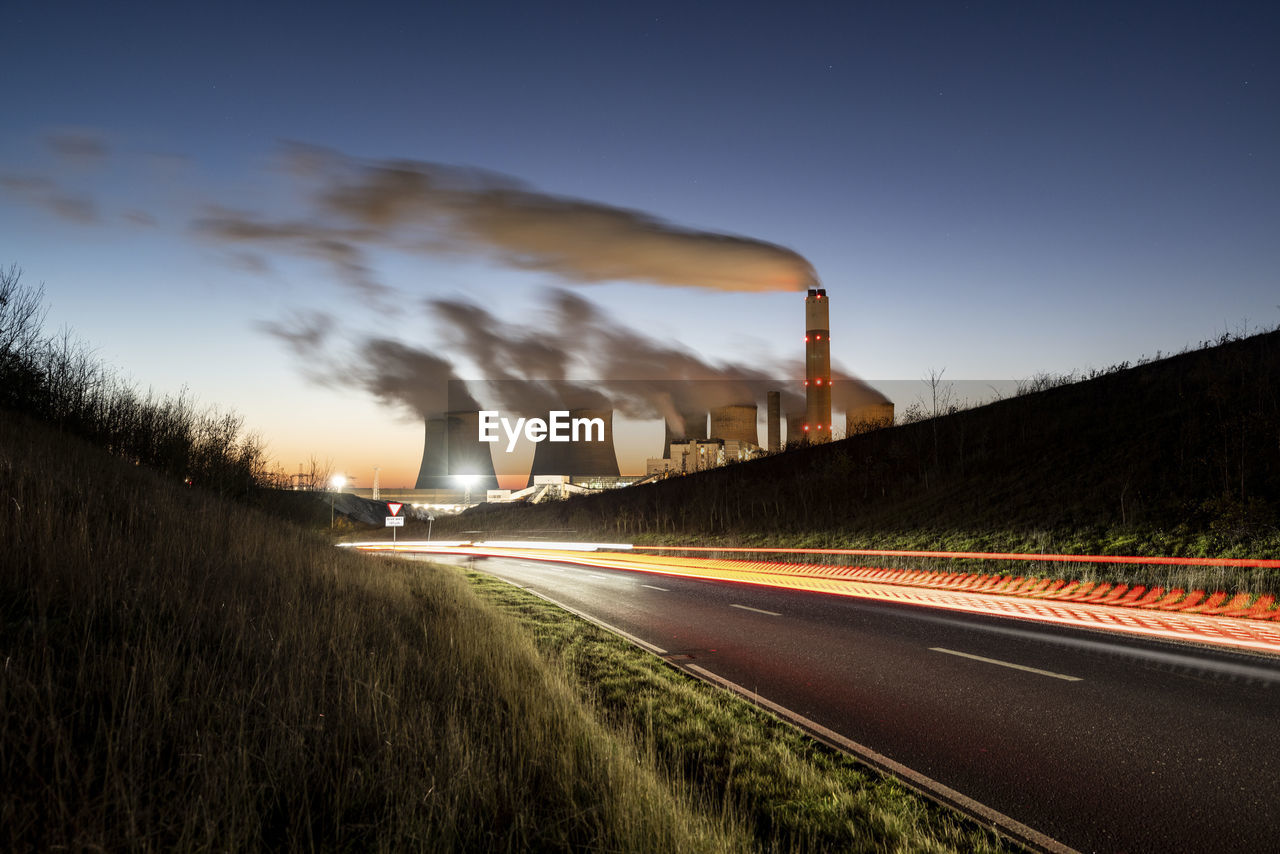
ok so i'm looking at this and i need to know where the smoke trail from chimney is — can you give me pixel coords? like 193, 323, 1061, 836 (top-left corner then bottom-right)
428, 297, 611, 415
259, 312, 480, 416
198, 143, 819, 294
260, 292, 886, 449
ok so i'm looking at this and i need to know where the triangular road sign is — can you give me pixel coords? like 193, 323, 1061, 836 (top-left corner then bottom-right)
387, 502, 403, 517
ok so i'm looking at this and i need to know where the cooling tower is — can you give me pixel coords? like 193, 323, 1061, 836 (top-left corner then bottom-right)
804, 288, 832, 441
766, 391, 781, 452
415, 410, 500, 490
415, 416, 448, 488
663, 409, 707, 458
527, 408, 620, 487
709, 403, 759, 447
846, 402, 895, 435
786, 411, 808, 445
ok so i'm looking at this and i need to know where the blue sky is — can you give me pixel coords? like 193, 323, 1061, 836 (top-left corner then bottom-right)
2, 1, 1277, 485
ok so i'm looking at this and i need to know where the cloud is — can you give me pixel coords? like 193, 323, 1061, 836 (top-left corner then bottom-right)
195, 207, 390, 298
122, 210, 157, 227
0, 174, 99, 224
45, 130, 110, 164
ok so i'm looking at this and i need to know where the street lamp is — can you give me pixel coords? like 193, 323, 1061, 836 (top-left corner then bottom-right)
456, 473, 478, 505
329, 474, 346, 527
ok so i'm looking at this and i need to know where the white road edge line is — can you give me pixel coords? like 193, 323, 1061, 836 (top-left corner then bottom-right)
477, 573, 1075, 854
641, 584, 669, 592
684, 663, 1080, 854
930, 647, 1083, 682
524, 586, 668, 655
588, 573, 608, 579
730, 603, 781, 617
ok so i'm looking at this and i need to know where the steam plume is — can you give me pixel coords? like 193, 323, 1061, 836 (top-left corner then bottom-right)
259, 312, 479, 416
198, 143, 818, 294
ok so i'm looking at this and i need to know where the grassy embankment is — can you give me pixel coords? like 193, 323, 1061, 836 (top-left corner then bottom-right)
1, 412, 1013, 852
432, 329, 1280, 594
0, 264, 1013, 849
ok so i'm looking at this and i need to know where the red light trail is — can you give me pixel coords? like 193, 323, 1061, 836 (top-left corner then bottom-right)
344, 541, 1280, 655
629, 545, 1280, 569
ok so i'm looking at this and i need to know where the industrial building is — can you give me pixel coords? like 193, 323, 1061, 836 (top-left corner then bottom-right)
663, 408, 708, 456
646, 436, 760, 476
647, 439, 724, 475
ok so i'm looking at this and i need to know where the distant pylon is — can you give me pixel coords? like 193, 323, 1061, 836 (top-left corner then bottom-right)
372, 466, 381, 500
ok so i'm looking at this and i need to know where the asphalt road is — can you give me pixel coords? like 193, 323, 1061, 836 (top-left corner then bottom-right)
432, 553, 1280, 854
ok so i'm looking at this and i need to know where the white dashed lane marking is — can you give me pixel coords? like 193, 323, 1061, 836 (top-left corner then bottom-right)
930, 647, 1082, 682
731, 603, 782, 617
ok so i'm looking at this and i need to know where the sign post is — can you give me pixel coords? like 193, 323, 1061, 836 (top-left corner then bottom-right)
386, 502, 404, 543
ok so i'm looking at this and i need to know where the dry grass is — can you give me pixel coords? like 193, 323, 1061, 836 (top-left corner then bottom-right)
0, 411, 749, 851
1, 409, 1023, 851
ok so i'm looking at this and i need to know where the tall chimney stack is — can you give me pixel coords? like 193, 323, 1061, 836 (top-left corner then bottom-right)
804, 289, 832, 441
766, 391, 781, 452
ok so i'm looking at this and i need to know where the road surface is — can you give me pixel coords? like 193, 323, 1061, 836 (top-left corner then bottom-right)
425, 552, 1280, 854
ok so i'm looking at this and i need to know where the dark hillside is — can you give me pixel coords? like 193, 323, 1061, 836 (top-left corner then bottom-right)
446, 331, 1280, 558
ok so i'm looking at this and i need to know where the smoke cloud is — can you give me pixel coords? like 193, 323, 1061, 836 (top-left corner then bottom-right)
428, 296, 610, 415
261, 289, 888, 444
258, 311, 479, 415
197, 143, 818, 294
542, 289, 799, 429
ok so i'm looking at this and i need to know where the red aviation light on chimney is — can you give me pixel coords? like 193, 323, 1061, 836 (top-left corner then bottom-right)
804, 287, 832, 442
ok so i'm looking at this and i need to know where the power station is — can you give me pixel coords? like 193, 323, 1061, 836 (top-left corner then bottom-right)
400, 287, 890, 503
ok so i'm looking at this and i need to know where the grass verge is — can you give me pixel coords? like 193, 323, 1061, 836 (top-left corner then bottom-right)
0, 412, 745, 851
3, 410, 1018, 851
463, 568, 1017, 853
